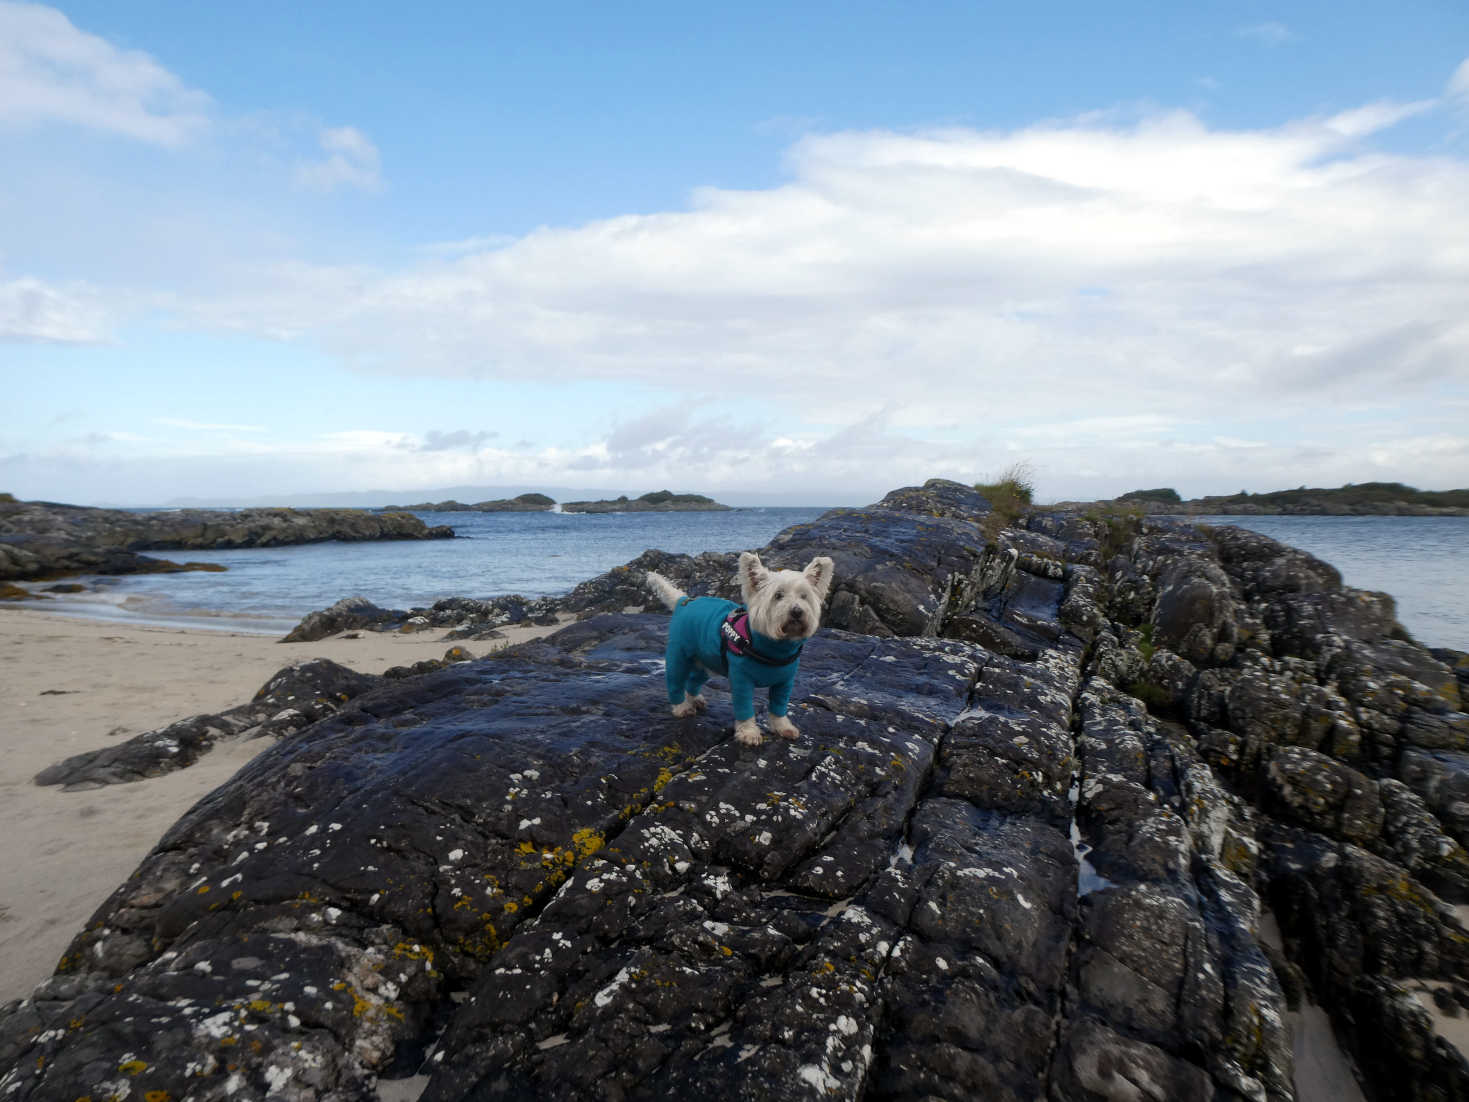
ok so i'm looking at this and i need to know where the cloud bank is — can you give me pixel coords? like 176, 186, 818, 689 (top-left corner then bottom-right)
190, 94, 1469, 439
3, 8, 1468, 501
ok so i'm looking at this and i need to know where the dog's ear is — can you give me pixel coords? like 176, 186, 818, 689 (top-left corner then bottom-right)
738, 551, 769, 603
802, 556, 835, 601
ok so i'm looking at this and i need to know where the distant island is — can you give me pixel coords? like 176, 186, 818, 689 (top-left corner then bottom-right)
1071, 482, 1469, 516
379, 493, 556, 513
562, 490, 730, 513
380, 490, 732, 514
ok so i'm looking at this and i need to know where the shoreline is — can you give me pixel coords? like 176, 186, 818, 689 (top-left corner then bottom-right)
0, 605, 564, 1004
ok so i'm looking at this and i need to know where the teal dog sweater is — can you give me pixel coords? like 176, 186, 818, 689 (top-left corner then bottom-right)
664, 596, 805, 722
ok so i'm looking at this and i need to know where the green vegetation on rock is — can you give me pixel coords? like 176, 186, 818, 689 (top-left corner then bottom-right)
1118, 487, 1182, 504
562, 490, 730, 513
975, 462, 1035, 541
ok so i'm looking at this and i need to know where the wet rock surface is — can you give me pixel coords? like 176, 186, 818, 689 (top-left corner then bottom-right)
33, 659, 384, 790
3, 478, 1469, 1100
0, 498, 452, 583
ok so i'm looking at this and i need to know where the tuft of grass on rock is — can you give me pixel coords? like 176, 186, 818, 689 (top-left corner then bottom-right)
975, 461, 1035, 541
1083, 499, 1145, 560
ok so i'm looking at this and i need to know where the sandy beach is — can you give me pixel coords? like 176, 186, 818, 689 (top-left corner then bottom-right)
0, 605, 562, 1005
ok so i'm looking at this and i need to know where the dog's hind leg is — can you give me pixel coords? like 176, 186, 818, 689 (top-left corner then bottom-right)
666, 652, 699, 719
683, 666, 709, 712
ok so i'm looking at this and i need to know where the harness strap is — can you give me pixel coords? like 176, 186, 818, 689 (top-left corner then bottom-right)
720, 608, 803, 667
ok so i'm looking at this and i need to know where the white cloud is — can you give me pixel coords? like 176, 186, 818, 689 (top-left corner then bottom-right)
295, 125, 383, 192
1449, 57, 1469, 103
416, 234, 518, 257
1237, 22, 1295, 47
0, 276, 107, 342
1323, 99, 1436, 138
0, 1, 210, 145
173, 90, 1469, 448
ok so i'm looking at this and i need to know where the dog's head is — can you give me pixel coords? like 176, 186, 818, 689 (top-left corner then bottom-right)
738, 551, 835, 641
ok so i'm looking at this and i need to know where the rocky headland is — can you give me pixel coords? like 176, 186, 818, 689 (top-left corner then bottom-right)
0, 497, 455, 585
3, 478, 1469, 1100
1072, 482, 1469, 517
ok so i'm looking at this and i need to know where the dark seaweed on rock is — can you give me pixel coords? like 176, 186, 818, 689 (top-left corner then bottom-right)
3, 478, 1469, 1101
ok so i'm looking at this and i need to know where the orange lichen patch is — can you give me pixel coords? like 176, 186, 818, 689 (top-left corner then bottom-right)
118, 1059, 148, 1075
571, 828, 604, 858
145, 1092, 173, 1102
196, 886, 210, 895
345, 984, 406, 1022
456, 920, 504, 960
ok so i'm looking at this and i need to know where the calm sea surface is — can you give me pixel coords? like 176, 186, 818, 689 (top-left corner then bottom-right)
27, 508, 828, 636
19, 509, 1469, 651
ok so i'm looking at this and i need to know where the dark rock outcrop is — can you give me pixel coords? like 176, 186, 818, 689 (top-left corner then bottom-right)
33, 659, 382, 790
0, 498, 453, 583
280, 596, 412, 643
4, 479, 1469, 1100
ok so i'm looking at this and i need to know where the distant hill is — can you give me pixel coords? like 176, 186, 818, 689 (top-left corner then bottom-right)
1083, 482, 1469, 516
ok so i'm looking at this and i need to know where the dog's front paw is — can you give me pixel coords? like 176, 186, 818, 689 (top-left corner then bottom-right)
671, 698, 700, 718
689, 694, 707, 713
734, 719, 763, 746
769, 715, 800, 740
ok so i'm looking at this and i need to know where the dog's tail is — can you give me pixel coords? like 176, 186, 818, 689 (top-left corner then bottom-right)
644, 571, 686, 611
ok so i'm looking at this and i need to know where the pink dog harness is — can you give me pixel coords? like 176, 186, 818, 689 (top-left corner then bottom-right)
719, 608, 803, 667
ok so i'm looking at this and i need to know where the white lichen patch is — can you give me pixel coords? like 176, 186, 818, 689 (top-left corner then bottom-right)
593, 965, 636, 1009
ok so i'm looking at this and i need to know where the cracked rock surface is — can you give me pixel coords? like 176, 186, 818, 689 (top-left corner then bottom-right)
3, 478, 1468, 1100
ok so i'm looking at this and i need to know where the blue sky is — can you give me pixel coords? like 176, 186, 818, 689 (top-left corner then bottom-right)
3, 2, 1468, 506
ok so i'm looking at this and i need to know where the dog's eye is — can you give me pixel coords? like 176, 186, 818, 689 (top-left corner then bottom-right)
775, 589, 785, 600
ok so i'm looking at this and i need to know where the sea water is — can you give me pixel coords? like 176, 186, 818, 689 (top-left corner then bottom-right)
16, 508, 1469, 651
25, 507, 829, 636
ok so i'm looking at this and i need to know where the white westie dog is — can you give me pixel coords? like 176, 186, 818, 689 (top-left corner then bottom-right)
646, 551, 835, 746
